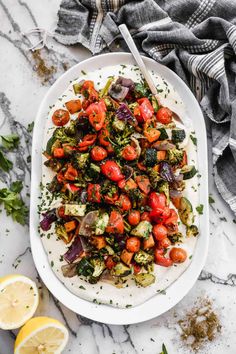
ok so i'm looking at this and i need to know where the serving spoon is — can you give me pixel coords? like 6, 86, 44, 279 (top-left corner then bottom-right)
118, 24, 185, 127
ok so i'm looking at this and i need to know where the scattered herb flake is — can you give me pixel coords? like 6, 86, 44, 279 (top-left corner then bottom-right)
160, 343, 168, 354
209, 195, 215, 204
27, 122, 34, 133
196, 204, 204, 215
79, 285, 86, 290
190, 134, 197, 146
0, 150, 13, 172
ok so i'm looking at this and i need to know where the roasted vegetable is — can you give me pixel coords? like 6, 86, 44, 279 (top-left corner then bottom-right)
95, 213, 109, 235
181, 165, 197, 180
178, 197, 194, 226
158, 128, 168, 140
90, 258, 106, 278
64, 237, 84, 263
110, 262, 131, 277
131, 221, 152, 238
145, 148, 157, 167
157, 181, 170, 204
134, 250, 154, 265
186, 225, 199, 237
55, 224, 70, 243
171, 129, 186, 143
167, 148, 184, 165
113, 116, 126, 131
64, 204, 86, 216
40, 209, 57, 231
75, 153, 89, 169
77, 258, 94, 276
134, 273, 155, 287
147, 168, 162, 189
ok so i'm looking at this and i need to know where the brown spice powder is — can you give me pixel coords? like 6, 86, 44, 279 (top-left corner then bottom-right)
178, 298, 221, 351
31, 50, 56, 84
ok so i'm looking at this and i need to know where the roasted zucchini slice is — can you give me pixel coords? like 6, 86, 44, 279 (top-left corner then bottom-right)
171, 129, 186, 143
134, 273, 155, 287
181, 165, 197, 180
178, 197, 194, 226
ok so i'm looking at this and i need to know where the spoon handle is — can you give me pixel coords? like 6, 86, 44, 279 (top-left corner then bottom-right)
118, 24, 158, 96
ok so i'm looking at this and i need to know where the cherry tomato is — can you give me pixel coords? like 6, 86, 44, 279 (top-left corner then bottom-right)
106, 211, 124, 234
156, 107, 172, 124
90, 146, 108, 161
101, 161, 124, 182
158, 237, 171, 249
148, 192, 166, 210
64, 164, 78, 181
154, 249, 173, 267
53, 148, 65, 158
57, 206, 66, 219
121, 145, 138, 161
152, 224, 168, 241
86, 102, 106, 131
65, 99, 81, 114
104, 192, 119, 205
164, 209, 178, 225
141, 211, 151, 222
128, 210, 141, 226
137, 98, 154, 121
56, 171, 64, 184
106, 143, 115, 154
169, 247, 187, 263
117, 194, 132, 211
81, 80, 99, 102
52, 109, 70, 126
98, 129, 110, 147
78, 134, 97, 150
126, 237, 141, 253
118, 179, 126, 189
87, 184, 101, 203
105, 256, 117, 270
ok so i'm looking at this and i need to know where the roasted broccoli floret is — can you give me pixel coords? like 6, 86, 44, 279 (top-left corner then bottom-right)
186, 225, 199, 237
75, 153, 89, 169
168, 232, 183, 244
147, 168, 162, 189
157, 181, 170, 204
167, 148, 184, 165
112, 116, 126, 131
53, 127, 77, 146
55, 223, 69, 242
76, 257, 94, 277
44, 158, 62, 172
90, 258, 106, 278
134, 250, 154, 265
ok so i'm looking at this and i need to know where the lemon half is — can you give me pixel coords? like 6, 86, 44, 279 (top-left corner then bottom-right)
0, 274, 39, 330
14, 317, 69, 354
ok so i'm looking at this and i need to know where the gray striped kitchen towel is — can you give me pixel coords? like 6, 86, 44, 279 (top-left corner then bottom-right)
55, 0, 236, 215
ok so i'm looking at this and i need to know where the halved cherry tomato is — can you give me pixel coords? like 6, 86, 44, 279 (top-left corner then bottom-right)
101, 161, 124, 182
64, 164, 78, 181
128, 210, 140, 226
158, 237, 171, 249
137, 98, 154, 121
118, 179, 126, 189
53, 148, 65, 158
149, 206, 171, 223
169, 247, 187, 263
90, 146, 107, 161
104, 192, 119, 205
105, 256, 117, 270
133, 105, 143, 123
56, 171, 64, 184
117, 194, 132, 211
57, 206, 66, 219
154, 249, 173, 267
98, 129, 110, 147
106, 143, 115, 154
156, 107, 172, 124
121, 145, 138, 161
86, 102, 106, 131
87, 183, 101, 203
141, 211, 151, 222
153, 224, 168, 241
65, 99, 82, 114
81, 80, 99, 102
137, 162, 147, 171
164, 209, 178, 225
78, 134, 97, 151
52, 109, 70, 126
106, 211, 124, 234
123, 178, 137, 191
148, 192, 166, 210
126, 237, 141, 253
135, 175, 151, 194
65, 183, 80, 193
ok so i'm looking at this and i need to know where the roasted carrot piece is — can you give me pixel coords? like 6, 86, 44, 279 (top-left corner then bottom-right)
171, 196, 181, 209
157, 150, 166, 161
120, 249, 134, 265
143, 234, 155, 250
144, 128, 160, 143
135, 175, 151, 194
64, 220, 77, 233
90, 236, 106, 250
124, 178, 138, 191
65, 99, 82, 114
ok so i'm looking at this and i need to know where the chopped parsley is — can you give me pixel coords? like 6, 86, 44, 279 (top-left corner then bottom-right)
0, 150, 13, 172
1, 134, 19, 150
190, 134, 197, 146
0, 183, 28, 225
27, 122, 34, 133
196, 204, 204, 215
160, 343, 168, 354
79, 285, 86, 290
209, 195, 215, 204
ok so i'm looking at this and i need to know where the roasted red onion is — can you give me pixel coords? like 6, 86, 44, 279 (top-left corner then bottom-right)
109, 84, 129, 101
61, 263, 77, 278
170, 189, 183, 198
152, 140, 175, 151
123, 165, 134, 181
159, 162, 175, 183
64, 237, 84, 263
116, 103, 134, 121
40, 209, 57, 231
116, 77, 135, 91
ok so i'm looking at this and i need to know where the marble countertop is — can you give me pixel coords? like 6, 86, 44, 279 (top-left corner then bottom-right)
0, 1, 236, 353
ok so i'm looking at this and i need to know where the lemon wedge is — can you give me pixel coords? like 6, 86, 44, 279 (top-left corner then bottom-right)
0, 274, 39, 330
14, 317, 69, 354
